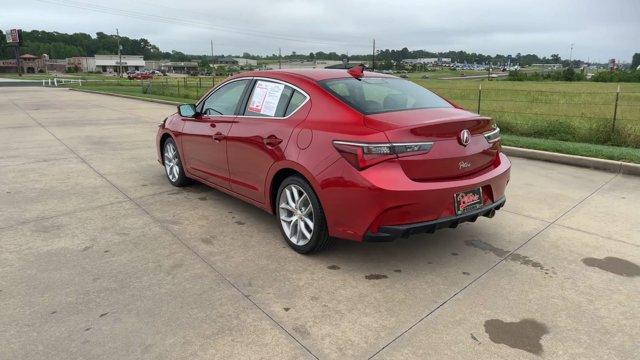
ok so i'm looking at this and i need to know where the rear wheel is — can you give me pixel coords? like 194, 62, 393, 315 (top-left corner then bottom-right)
163, 138, 189, 187
276, 176, 331, 254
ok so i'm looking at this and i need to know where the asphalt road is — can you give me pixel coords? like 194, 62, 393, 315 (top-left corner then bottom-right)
1, 87, 639, 360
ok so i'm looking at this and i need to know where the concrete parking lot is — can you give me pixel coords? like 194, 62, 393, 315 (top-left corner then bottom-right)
1, 87, 639, 359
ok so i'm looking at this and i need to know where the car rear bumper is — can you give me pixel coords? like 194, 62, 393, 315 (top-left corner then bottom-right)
317, 153, 511, 242
364, 196, 506, 242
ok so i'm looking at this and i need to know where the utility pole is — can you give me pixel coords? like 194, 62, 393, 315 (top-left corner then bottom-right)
116, 28, 122, 75
278, 47, 282, 69
210, 40, 214, 68
371, 39, 376, 72
569, 43, 574, 67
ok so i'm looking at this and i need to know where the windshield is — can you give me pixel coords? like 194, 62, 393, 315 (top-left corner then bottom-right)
320, 77, 452, 114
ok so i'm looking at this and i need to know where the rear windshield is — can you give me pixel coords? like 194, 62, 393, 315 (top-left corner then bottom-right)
320, 77, 452, 114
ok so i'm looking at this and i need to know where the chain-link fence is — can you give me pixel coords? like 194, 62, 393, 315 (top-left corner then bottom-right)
429, 85, 640, 148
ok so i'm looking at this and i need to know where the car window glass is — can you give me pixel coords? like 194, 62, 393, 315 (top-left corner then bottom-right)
285, 90, 307, 117
244, 80, 294, 118
321, 77, 451, 115
201, 79, 250, 115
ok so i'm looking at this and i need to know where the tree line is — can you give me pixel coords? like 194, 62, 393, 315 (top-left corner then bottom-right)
0, 29, 629, 68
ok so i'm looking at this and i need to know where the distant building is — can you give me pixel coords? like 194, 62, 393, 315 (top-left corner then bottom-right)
145, 60, 168, 70
161, 61, 199, 74
95, 55, 145, 73
264, 60, 344, 70
46, 59, 67, 73
0, 54, 46, 73
67, 57, 96, 72
402, 58, 452, 66
215, 57, 257, 66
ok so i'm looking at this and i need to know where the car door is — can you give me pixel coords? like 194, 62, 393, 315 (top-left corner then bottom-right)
180, 79, 251, 189
226, 79, 310, 203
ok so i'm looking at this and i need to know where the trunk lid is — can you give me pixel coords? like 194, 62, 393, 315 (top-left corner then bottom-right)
364, 108, 498, 181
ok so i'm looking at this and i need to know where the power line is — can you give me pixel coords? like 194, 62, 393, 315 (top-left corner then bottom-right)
34, 0, 359, 47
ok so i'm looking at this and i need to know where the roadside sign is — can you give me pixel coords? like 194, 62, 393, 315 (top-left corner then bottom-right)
5, 29, 22, 45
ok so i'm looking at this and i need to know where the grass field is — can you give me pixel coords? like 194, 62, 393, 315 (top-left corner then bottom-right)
60, 73, 640, 162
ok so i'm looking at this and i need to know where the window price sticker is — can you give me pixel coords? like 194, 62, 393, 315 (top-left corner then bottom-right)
248, 81, 285, 116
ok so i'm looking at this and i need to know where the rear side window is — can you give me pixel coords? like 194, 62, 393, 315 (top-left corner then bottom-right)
285, 91, 306, 117
321, 77, 452, 115
244, 80, 298, 118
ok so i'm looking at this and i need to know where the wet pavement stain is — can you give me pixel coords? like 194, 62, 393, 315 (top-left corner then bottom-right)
327, 265, 340, 270
393, 269, 402, 273
103, 250, 110, 254
201, 236, 214, 246
465, 240, 549, 272
365, 274, 388, 280
582, 256, 640, 277
84, 327, 92, 332
234, 221, 246, 225
451, 252, 459, 256
484, 318, 548, 355
50, 311, 57, 315
293, 325, 310, 337
462, 271, 471, 276
198, 196, 207, 201
99, 312, 109, 318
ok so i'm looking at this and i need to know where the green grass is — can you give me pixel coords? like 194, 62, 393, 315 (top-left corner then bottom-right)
503, 134, 640, 164
414, 79, 640, 148
64, 75, 640, 161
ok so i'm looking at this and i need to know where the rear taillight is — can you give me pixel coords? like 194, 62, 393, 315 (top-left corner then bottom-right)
333, 141, 433, 170
483, 126, 501, 143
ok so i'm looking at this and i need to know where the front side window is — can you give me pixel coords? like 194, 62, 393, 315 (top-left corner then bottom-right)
321, 77, 452, 115
200, 79, 250, 115
244, 80, 305, 118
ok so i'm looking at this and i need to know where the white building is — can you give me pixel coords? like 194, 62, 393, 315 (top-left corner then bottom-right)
264, 60, 343, 70
403, 58, 452, 65
234, 58, 257, 66
94, 55, 145, 73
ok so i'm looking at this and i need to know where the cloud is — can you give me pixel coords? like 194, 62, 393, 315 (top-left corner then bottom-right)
2, 0, 639, 61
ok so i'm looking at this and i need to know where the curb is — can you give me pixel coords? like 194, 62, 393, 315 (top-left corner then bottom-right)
68, 88, 181, 106
502, 146, 640, 176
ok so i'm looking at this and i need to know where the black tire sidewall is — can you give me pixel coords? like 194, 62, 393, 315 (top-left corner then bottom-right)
276, 176, 328, 254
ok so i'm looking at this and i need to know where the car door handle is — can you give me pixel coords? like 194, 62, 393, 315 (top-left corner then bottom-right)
209, 123, 216, 128
263, 135, 283, 147
213, 132, 225, 142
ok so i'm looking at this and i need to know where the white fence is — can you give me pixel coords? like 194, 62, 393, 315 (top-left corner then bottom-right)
43, 78, 83, 87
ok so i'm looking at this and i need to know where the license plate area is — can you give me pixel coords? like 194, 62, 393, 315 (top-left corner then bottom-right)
454, 188, 483, 215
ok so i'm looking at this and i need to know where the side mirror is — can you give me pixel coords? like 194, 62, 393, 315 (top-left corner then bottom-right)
177, 103, 197, 118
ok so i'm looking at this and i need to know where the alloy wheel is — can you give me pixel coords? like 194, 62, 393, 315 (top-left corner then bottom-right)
279, 184, 314, 246
164, 141, 180, 182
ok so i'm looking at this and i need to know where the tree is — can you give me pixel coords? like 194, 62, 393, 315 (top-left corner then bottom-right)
631, 53, 640, 70
550, 54, 561, 64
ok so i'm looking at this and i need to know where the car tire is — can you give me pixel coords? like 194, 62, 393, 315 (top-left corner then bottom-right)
162, 137, 189, 187
276, 175, 331, 254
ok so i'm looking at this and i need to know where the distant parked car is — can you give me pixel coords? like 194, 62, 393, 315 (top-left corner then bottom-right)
399, 74, 409, 78
128, 71, 154, 80
421, 74, 430, 79
156, 67, 510, 253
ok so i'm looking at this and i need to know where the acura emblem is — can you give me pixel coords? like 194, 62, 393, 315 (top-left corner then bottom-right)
458, 129, 471, 146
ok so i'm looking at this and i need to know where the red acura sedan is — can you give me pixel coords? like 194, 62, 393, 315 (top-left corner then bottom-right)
156, 66, 510, 253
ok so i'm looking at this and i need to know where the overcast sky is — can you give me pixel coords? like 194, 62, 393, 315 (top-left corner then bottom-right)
2, 0, 639, 62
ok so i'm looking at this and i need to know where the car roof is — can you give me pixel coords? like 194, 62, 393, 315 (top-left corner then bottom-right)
236, 68, 397, 82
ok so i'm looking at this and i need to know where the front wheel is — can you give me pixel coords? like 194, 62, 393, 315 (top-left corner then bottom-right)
276, 176, 331, 254
163, 138, 189, 187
